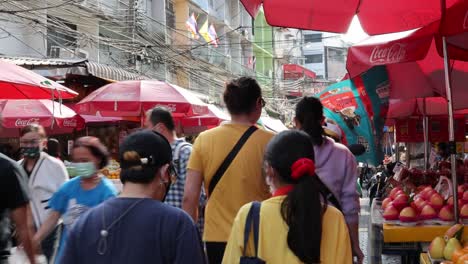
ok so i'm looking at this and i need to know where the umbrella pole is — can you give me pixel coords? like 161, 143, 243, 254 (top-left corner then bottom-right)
422, 98, 429, 170
442, 36, 459, 221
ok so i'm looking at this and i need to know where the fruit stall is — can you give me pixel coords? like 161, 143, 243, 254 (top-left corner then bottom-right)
369, 182, 468, 264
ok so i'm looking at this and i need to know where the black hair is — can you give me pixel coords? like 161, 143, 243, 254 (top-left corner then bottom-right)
73, 137, 109, 169
119, 131, 173, 184
264, 130, 327, 263
295, 96, 325, 146
20, 124, 46, 138
148, 106, 176, 131
119, 150, 160, 184
223, 76, 262, 115
46, 138, 60, 158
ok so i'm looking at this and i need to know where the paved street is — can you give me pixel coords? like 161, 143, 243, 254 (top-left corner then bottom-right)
359, 198, 400, 264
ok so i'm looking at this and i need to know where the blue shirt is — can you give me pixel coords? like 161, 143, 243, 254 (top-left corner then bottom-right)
58, 198, 207, 264
49, 176, 117, 262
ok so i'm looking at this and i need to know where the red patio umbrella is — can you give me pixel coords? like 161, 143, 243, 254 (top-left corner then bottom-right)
0, 60, 78, 99
347, 23, 468, 110
387, 97, 468, 119
347, 23, 468, 219
240, 0, 467, 35
75, 80, 209, 117
0, 100, 84, 137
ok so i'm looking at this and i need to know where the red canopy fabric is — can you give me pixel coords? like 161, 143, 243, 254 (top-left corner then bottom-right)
387, 97, 468, 118
283, 64, 317, 80
75, 80, 209, 117
347, 24, 468, 110
0, 60, 78, 99
0, 100, 84, 130
241, 0, 466, 35
179, 105, 229, 127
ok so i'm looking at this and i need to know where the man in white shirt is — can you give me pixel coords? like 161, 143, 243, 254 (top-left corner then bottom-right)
18, 124, 68, 262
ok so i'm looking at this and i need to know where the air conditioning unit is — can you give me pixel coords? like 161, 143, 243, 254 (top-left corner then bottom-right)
268, 70, 273, 78
49, 46, 74, 58
75, 48, 89, 59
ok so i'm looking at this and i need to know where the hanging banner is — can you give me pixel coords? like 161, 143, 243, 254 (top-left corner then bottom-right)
317, 66, 390, 165
318, 81, 378, 165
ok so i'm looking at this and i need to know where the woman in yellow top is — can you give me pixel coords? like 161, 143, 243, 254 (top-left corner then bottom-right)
223, 130, 353, 264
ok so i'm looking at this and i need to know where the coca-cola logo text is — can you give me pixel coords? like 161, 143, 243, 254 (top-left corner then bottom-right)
370, 43, 406, 64
63, 119, 78, 127
15, 118, 40, 127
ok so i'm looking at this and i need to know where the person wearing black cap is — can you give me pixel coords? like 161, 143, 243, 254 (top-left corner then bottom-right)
58, 130, 206, 264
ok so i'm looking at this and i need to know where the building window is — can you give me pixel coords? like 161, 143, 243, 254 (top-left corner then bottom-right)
316, 75, 324, 79
305, 54, 323, 64
47, 16, 77, 58
304, 33, 322, 43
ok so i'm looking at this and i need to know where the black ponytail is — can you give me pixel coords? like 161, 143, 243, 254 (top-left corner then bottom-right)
295, 96, 325, 146
265, 130, 327, 263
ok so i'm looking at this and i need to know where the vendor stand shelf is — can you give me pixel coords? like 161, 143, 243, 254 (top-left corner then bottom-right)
369, 199, 466, 264
384, 224, 468, 243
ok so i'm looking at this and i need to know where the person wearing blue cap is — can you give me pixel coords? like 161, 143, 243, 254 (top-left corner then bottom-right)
58, 130, 206, 264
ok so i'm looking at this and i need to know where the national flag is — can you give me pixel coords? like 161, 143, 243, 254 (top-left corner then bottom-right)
199, 20, 218, 47
208, 24, 218, 47
185, 13, 199, 39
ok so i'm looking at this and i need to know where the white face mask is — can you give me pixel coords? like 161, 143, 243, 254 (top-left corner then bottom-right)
265, 175, 276, 194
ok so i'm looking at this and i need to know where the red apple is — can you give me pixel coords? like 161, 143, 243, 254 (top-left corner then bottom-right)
383, 205, 399, 221
417, 201, 430, 212
392, 190, 405, 200
420, 204, 437, 220
414, 197, 426, 207
389, 188, 402, 199
460, 204, 468, 219
393, 194, 409, 211
463, 191, 468, 202
458, 185, 466, 193
430, 193, 444, 210
438, 205, 454, 221
424, 190, 437, 200
399, 206, 417, 222
382, 198, 393, 210
447, 196, 454, 206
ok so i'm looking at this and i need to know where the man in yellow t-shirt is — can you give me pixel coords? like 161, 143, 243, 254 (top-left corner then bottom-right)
183, 77, 274, 263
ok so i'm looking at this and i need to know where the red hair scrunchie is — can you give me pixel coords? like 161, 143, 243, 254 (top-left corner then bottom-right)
291, 158, 315, 180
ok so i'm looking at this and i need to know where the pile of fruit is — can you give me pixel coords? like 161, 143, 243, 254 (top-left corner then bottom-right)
382, 185, 468, 224
428, 224, 468, 263
101, 160, 121, 180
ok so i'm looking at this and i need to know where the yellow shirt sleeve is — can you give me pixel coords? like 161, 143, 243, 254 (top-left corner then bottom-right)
187, 134, 203, 172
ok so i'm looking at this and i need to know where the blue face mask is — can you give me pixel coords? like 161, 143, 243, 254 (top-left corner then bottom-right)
72, 162, 97, 178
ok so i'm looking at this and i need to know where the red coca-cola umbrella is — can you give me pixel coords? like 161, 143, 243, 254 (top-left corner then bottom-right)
179, 104, 229, 127
0, 60, 78, 99
387, 97, 468, 118
240, 0, 467, 35
347, 22, 468, 110
347, 22, 468, 219
0, 100, 84, 136
75, 80, 209, 117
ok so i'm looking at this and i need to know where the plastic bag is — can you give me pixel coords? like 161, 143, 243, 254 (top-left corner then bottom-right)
434, 176, 453, 200
8, 247, 47, 264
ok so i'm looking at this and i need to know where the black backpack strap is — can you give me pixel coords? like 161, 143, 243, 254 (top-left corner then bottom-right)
208, 126, 258, 195
316, 178, 342, 211
243, 201, 261, 257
